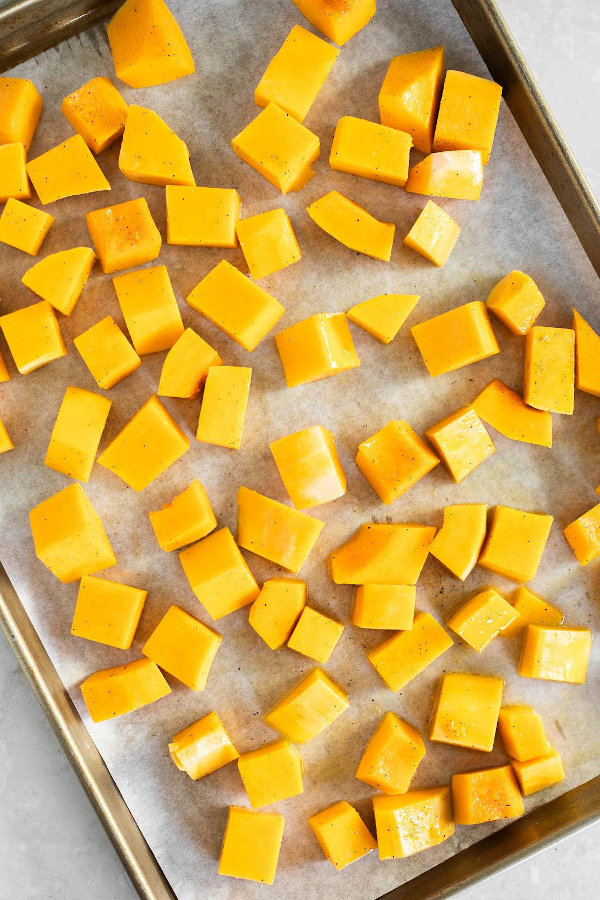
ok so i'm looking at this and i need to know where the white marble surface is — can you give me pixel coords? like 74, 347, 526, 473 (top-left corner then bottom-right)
1, 1, 599, 898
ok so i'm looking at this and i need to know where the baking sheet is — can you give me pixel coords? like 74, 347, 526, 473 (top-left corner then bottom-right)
1, 0, 600, 897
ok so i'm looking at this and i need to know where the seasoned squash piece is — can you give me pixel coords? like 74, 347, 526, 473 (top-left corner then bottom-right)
248, 579, 307, 650
426, 406, 495, 483
0, 418, 14, 454
0, 350, 10, 383
573, 309, 600, 396
169, 712, 238, 780
498, 706, 550, 762
81, 658, 170, 722
22, 247, 96, 316
356, 420, 439, 504
196, 366, 252, 450
446, 588, 518, 652
430, 672, 503, 751
374, 788, 454, 858
403, 200, 461, 266
45, 386, 111, 482
486, 270, 545, 335
142, 605, 221, 691
0, 143, 30, 202
511, 749, 565, 796
86, 197, 161, 273
290, 0, 375, 45
0, 301, 66, 374
71, 575, 146, 650
564, 502, 600, 565
379, 46, 445, 153
479, 505, 553, 583
27, 135, 110, 204
74, 316, 141, 389
524, 325, 575, 415
158, 328, 222, 399
357, 712, 425, 794
330, 523, 436, 585
501, 587, 564, 638
236, 209, 301, 280
238, 739, 303, 808
452, 766, 523, 824
166, 186, 240, 247
347, 294, 419, 343
330, 116, 412, 186
0, 198, 53, 255
406, 150, 484, 201
265, 668, 348, 743
275, 313, 360, 387
218, 807, 285, 885
270, 425, 346, 509
368, 612, 453, 691
306, 190, 395, 261
519, 625, 593, 683
149, 479, 217, 551
309, 802, 376, 870
119, 105, 195, 187
0, 77, 42, 151
430, 504, 487, 581
351, 584, 415, 630
61, 77, 128, 153
287, 606, 344, 662
113, 265, 184, 355
433, 71, 502, 164
472, 378, 552, 447
411, 301, 499, 376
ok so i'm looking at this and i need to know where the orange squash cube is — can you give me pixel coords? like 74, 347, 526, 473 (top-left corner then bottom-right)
306, 190, 395, 261
0, 143, 30, 203
330, 116, 412, 186
86, 197, 161, 273
61, 77, 127, 154
356, 712, 425, 794
22, 246, 96, 317
119, 105, 194, 188
73, 316, 141, 390
347, 294, 420, 344
196, 366, 252, 450
368, 611, 453, 692
218, 807, 285, 885
0, 301, 66, 374
498, 706, 550, 762
379, 46, 445, 154
158, 328, 222, 399
0, 77, 42, 151
0, 417, 14, 454
275, 313, 360, 388
264, 668, 348, 743
248, 579, 307, 650
430, 672, 503, 751
411, 301, 499, 376
564, 502, 600, 565
479, 505, 553, 583
425, 406, 495, 483
26, 135, 110, 204
429, 503, 488, 581
81, 658, 170, 722
236, 209, 301, 280
238, 739, 303, 808
452, 765, 523, 824
149, 479, 217, 551
573, 309, 600, 396
403, 200, 461, 267
433, 71, 502, 164
44, 386, 112, 482
270, 425, 346, 509
519, 625, 592, 683
486, 270, 545, 335
287, 606, 344, 663
0, 198, 53, 255
330, 523, 436, 585
373, 788, 454, 858
179, 527, 259, 620
406, 150, 484, 201
356, 420, 439, 504
71, 575, 146, 650
501, 587, 564, 638
524, 325, 575, 415
351, 584, 415, 630
113, 265, 184, 355
511, 749, 565, 796
169, 712, 238, 781
446, 587, 519, 652
472, 378, 552, 447
290, 0, 375, 45
142, 605, 221, 691
309, 801, 376, 870
166, 185, 240, 248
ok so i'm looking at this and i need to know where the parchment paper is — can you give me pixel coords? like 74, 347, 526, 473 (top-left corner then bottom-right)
2, 1, 600, 897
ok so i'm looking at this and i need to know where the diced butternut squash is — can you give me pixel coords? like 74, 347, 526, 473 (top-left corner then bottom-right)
309, 802, 376, 870
71, 575, 146, 650
61, 77, 128, 154
27, 135, 110, 204
22, 247, 96, 316
430, 504, 487, 581
287, 606, 344, 662
356, 420, 439, 504
74, 316, 141, 389
0, 198, 53, 255
374, 787, 454, 858
290, 0, 375, 45
511, 749, 565, 796
501, 587, 564, 638
0, 417, 14, 453
0, 77, 42, 151
179, 527, 259, 620
142, 604, 221, 691
411, 301, 499, 376
446, 588, 518, 652
270, 425, 346, 509
573, 309, 600, 396
166, 185, 240, 248
452, 766, 523, 824
119, 105, 195, 187
406, 150, 484, 201
236, 209, 301, 280
357, 712, 425, 794
248, 579, 307, 650
347, 294, 419, 343
149, 479, 217, 551
430, 672, 503, 751
330, 523, 436, 585
351, 584, 415, 630
169, 712, 238, 780
472, 378, 552, 447
45, 386, 111, 482
158, 328, 222, 399
0, 143, 30, 202
218, 807, 284, 885
113, 264, 184, 355
306, 190, 395, 261
433, 71, 502, 164
486, 270, 545, 335
368, 611, 453, 691
479, 505, 553, 583
264, 668, 348, 743
0, 350, 10, 382
524, 325, 575, 415
86, 197, 161, 273
425, 406, 495, 483
403, 200, 461, 266
196, 366, 252, 450
275, 313, 360, 387
330, 116, 412, 186
378, 46, 445, 154
0, 301, 66, 374
238, 739, 303, 808
498, 706, 550, 762
81, 658, 170, 722
519, 624, 593, 683
564, 502, 600, 565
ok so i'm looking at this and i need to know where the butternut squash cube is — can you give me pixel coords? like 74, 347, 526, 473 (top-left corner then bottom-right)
433, 71, 502, 164
564, 502, 600, 565
0, 349, 10, 382
347, 293, 420, 344
519, 624, 592, 683
425, 406, 495, 483
472, 378, 552, 447
411, 301, 499, 376
374, 787, 454, 858
0, 198, 53, 255
309, 801, 376, 870
169, 712, 238, 780
187, 260, 285, 351
0, 417, 14, 453
0, 301, 66, 374
218, 807, 285, 885
573, 309, 600, 396
498, 706, 550, 762
403, 200, 461, 267
291, 0, 375, 45
236, 209, 301, 280
306, 190, 395, 261
501, 587, 563, 638
270, 425, 346, 509
149, 479, 217, 551
86, 197, 161, 273
73, 316, 141, 389
231, 103, 320, 194
113, 265, 184, 355
119, 105, 195, 187
179, 527, 259, 620
511, 749, 565, 796
479, 505, 553, 583
27, 135, 110, 204
368, 611, 453, 692
255, 25, 339, 121
30, 483, 116, 583
45, 386, 111, 482
248, 578, 306, 650
356, 420, 439, 504
356, 712, 425, 794
405, 150, 484, 201
0, 143, 30, 202
452, 765, 523, 824
158, 328, 222, 399
81, 658, 170, 722
71, 575, 146, 649
486, 270, 545, 335
22, 247, 96, 316
524, 325, 575, 415
97, 395, 189, 491
166, 185, 241, 248
238, 739, 303, 808
0, 77, 42, 152
429, 503, 488, 581
264, 668, 348, 743
275, 313, 360, 387
379, 47, 445, 154
330, 116, 412, 186
107, 0, 195, 88
196, 366, 252, 450
287, 606, 343, 662
351, 584, 415, 630
446, 587, 518, 652
330, 523, 436, 585
142, 604, 221, 691
61, 77, 127, 154
430, 672, 503, 751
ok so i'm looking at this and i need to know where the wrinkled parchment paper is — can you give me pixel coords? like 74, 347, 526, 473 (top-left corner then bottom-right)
2, 0, 600, 897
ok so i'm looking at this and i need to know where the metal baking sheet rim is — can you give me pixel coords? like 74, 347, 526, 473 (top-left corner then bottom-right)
1, 1, 600, 898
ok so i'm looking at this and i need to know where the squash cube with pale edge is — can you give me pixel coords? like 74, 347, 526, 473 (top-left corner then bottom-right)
179, 527, 259, 620
446, 588, 518, 652
236, 209, 301, 280
0, 143, 30, 203
430, 503, 488, 581
309, 802, 376, 870
573, 309, 600, 396
425, 406, 495, 483
142, 605, 221, 691
166, 186, 240, 248
113, 265, 184, 355
22, 247, 96, 316
290, 0, 375, 45
86, 197, 161, 273
30, 483, 116, 584
45, 386, 111, 482
238, 739, 303, 808
106, 0, 195, 88
524, 326, 575, 415
501, 587, 563, 638
71, 575, 146, 650
149, 479, 216, 552
356, 420, 439, 504
373, 788, 454, 859
306, 191, 395, 261
97, 395, 189, 492
248, 579, 306, 650
486, 270, 545, 335
330, 523, 436, 585
519, 625, 592, 683
270, 425, 346, 509
0, 77, 42, 151
512, 749, 565, 796
403, 201, 461, 267
186, 260, 285, 351
378, 47, 445, 154
330, 116, 412, 186
169, 712, 238, 780
26, 135, 110, 204
275, 313, 360, 387
0, 418, 14, 453
158, 328, 222, 399
74, 316, 141, 389
196, 366, 252, 450
287, 607, 343, 663
347, 294, 420, 344
0, 301, 66, 374
119, 106, 195, 187
452, 766, 523, 824
351, 584, 415, 630
61, 77, 127, 154
218, 807, 285, 885
236, 486, 324, 573
411, 301, 499, 376
472, 379, 552, 447
265, 668, 348, 743
430, 673, 503, 751
564, 502, 600, 565
406, 150, 484, 201
81, 658, 170, 722
479, 505, 553, 583
368, 611, 453, 691
255, 25, 339, 122
231, 103, 320, 194
0, 198, 53, 255
433, 71, 502, 164
356, 712, 425, 794
498, 706, 550, 762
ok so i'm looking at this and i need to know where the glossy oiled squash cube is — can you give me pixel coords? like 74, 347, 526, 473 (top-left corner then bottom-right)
45, 386, 111, 482
149, 479, 217, 551
430, 672, 503, 751
446, 587, 518, 652
0, 198, 53, 255
524, 326, 575, 415
86, 197, 161, 273
351, 584, 415, 630
71, 575, 146, 650
270, 425, 346, 509
306, 190, 395, 261
27, 135, 110, 204
501, 587, 563, 638
81, 658, 170, 722
74, 316, 141, 390
411, 301, 499, 376
368, 612, 453, 692
196, 366, 252, 450
330, 116, 412, 186
166, 185, 240, 248
498, 706, 550, 762
347, 293, 420, 344
511, 749, 565, 796
403, 200, 461, 267
356, 420, 439, 504
433, 71, 502, 164
373, 788, 454, 858
519, 625, 592, 683
218, 807, 285, 885
179, 527, 259, 620
113, 265, 184, 355
472, 378, 552, 447
356, 712, 425, 794
265, 668, 348, 743
452, 766, 523, 824
563, 502, 600, 565
406, 150, 484, 201
248, 579, 306, 650
0, 143, 30, 203
158, 328, 222, 399
142, 605, 221, 691
236, 209, 301, 280
479, 505, 553, 583
486, 270, 545, 335
426, 406, 495, 483
275, 313, 360, 387
378, 46, 444, 154
169, 712, 238, 780
119, 105, 195, 187
0, 301, 66, 374
22, 247, 96, 316
290, 0, 375, 45
430, 503, 487, 581
573, 309, 600, 396
287, 606, 344, 662
61, 77, 127, 154
309, 802, 376, 870
330, 523, 436, 585
238, 739, 303, 808
0, 77, 42, 151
